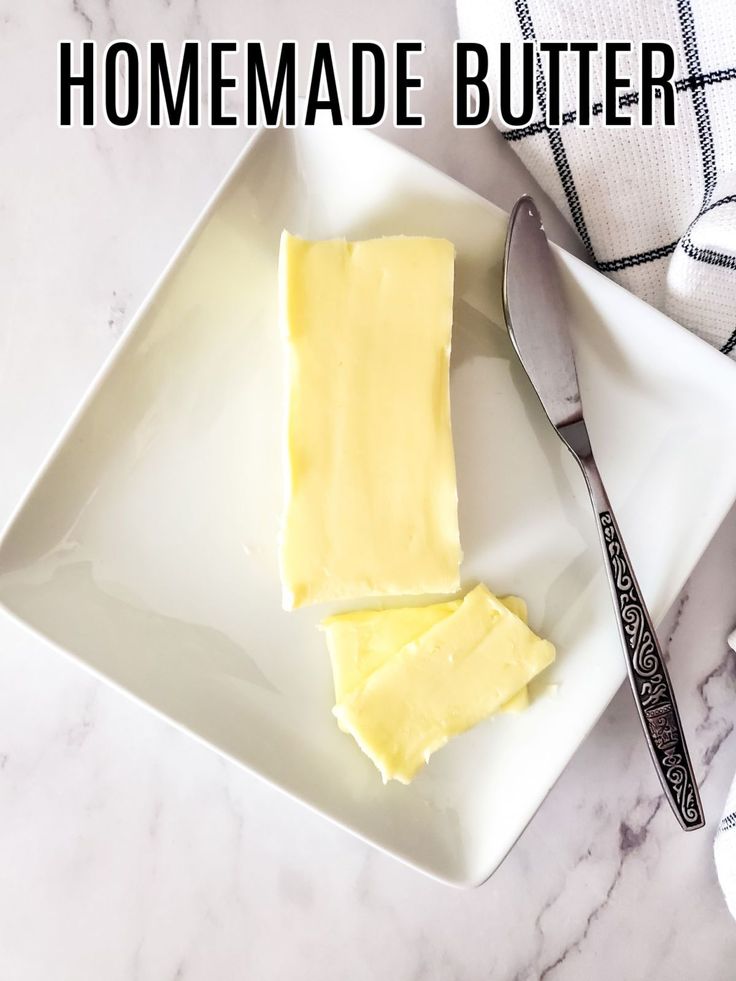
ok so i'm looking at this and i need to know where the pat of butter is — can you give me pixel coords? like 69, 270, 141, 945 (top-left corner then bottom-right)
279, 232, 461, 609
321, 595, 530, 712
332, 584, 555, 784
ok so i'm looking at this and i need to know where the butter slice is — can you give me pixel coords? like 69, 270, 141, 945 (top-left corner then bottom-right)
321, 595, 530, 713
493, 596, 529, 715
279, 233, 461, 608
332, 585, 555, 784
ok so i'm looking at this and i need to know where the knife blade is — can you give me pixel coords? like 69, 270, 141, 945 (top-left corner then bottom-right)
502, 194, 705, 831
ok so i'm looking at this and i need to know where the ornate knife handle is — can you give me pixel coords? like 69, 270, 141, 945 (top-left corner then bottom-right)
563, 421, 704, 830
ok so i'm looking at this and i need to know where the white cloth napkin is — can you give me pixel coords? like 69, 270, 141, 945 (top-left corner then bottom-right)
457, 0, 736, 356
457, 0, 736, 911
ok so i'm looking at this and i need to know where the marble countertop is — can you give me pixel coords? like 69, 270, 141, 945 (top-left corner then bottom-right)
2, 2, 736, 978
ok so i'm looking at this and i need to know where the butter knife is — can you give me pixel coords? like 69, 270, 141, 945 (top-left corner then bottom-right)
502, 195, 704, 831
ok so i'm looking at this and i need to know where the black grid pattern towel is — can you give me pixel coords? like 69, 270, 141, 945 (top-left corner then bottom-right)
458, 0, 736, 357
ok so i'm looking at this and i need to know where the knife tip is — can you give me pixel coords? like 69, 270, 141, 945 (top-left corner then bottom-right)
511, 194, 543, 234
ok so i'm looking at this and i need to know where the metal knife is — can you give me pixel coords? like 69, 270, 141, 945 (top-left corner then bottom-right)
502, 195, 704, 831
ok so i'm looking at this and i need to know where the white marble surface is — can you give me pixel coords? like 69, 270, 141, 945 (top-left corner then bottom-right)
1, 2, 736, 978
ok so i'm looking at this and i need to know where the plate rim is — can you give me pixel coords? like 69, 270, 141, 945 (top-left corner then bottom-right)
2, 121, 736, 887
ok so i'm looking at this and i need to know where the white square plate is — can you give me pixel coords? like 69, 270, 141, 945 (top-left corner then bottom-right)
3, 123, 736, 887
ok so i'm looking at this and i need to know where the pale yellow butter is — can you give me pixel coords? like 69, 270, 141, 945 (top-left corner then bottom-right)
332, 584, 555, 784
321, 595, 530, 712
279, 233, 461, 609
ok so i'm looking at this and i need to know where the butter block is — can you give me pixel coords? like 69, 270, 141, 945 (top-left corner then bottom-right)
501, 686, 530, 714
494, 595, 529, 713
321, 595, 530, 713
279, 232, 461, 609
321, 600, 460, 702
332, 584, 555, 784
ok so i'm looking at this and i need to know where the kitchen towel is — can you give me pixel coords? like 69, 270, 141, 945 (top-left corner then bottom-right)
457, 0, 736, 915
457, 0, 736, 356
